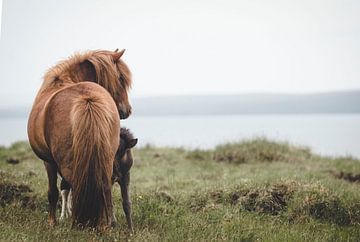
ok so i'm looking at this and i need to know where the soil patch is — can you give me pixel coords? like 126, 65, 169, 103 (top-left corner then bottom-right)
6, 158, 20, 165
333, 171, 360, 183
0, 182, 36, 209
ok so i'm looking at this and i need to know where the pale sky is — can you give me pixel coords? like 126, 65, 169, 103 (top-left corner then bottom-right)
0, 0, 2, 38
0, 0, 359, 107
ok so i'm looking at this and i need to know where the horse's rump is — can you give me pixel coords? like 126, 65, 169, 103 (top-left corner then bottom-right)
45, 82, 120, 227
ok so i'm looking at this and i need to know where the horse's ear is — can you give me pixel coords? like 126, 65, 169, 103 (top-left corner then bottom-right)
112, 49, 125, 62
127, 138, 138, 149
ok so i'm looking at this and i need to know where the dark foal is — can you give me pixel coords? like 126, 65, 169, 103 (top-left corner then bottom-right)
112, 128, 137, 232
60, 128, 137, 233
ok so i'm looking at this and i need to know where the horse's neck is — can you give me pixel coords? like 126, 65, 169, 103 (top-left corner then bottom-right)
42, 60, 97, 93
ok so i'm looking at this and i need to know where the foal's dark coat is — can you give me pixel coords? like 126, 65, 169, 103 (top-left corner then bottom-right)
112, 128, 137, 232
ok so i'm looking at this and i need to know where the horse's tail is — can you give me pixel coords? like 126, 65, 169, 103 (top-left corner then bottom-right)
70, 95, 117, 228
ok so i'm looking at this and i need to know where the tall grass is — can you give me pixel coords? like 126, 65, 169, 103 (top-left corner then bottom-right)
1, 139, 360, 241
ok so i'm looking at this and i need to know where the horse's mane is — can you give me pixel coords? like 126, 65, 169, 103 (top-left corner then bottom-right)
42, 50, 132, 100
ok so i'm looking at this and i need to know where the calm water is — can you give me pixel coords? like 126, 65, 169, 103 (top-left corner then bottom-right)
1, 114, 359, 158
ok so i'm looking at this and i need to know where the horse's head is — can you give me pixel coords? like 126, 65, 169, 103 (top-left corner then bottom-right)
113, 128, 137, 182
109, 49, 132, 119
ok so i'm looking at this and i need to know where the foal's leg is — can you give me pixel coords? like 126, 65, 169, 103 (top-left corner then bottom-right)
44, 161, 59, 226
60, 190, 69, 220
119, 172, 133, 233
60, 179, 71, 220
67, 189, 72, 216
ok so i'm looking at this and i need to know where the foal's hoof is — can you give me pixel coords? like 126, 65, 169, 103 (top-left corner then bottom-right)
59, 212, 70, 221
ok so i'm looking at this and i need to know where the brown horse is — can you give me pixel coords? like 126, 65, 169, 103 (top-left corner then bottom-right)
27, 49, 132, 229
60, 127, 137, 233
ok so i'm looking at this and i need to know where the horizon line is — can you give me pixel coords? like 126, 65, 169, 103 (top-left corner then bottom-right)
0, 88, 359, 109
131, 88, 360, 99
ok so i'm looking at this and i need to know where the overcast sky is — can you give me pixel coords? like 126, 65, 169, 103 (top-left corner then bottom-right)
0, 0, 359, 107
0, 1, 2, 39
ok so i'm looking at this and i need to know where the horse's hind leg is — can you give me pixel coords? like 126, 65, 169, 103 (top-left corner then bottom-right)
44, 161, 59, 226
119, 172, 133, 233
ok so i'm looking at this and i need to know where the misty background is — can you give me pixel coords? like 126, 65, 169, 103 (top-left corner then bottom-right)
0, 0, 360, 108
0, 0, 359, 156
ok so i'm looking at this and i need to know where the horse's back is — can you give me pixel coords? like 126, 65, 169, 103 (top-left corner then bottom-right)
44, 82, 120, 182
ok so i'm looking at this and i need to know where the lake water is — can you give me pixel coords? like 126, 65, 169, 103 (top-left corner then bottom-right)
1, 114, 359, 158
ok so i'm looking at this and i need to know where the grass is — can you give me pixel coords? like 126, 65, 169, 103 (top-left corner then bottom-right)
0, 139, 360, 241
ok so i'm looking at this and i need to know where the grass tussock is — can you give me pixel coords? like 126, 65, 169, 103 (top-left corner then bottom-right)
231, 183, 294, 215
188, 182, 295, 215
212, 138, 312, 164
188, 180, 360, 226
288, 189, 359, 226
332, 171, 360, 183
0, 171, 37, 209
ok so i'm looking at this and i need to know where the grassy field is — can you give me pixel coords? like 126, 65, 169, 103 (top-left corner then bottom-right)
1, 139, 360, 241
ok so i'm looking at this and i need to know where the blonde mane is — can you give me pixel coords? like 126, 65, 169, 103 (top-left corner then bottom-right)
42, 50, 132, 102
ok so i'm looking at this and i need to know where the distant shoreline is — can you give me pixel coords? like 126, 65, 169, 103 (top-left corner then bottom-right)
1, 113, 360, 119
2, 90, 359, 117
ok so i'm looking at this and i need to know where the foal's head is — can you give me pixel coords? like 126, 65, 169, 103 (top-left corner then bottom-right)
113, 128, 137, 182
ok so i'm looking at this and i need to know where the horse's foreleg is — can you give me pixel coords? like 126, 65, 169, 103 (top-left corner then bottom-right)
44, 162, 59, 226
119, 172, 133, 233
